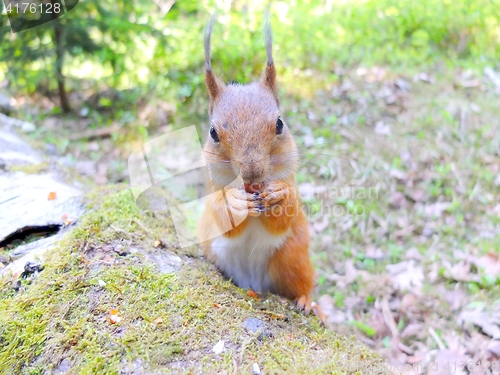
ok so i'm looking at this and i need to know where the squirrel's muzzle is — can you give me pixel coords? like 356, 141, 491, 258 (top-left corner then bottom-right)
240, 162, 265, 184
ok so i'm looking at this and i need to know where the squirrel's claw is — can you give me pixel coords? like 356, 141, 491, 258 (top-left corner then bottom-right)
260, 183, 289, 208
295, 295, 312, 315
311, 302, 328, 326
224, 188, 266, 217
295, 297, 328, 326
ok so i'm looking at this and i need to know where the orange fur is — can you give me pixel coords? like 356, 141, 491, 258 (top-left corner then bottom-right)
268, 210, 314, 302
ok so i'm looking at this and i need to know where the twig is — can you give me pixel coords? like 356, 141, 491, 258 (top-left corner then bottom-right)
381, 297, 399, 338
61, 294, 81, 319
67, 125, 121, 141
428, 326, 446, 350
231, 357, 238, 375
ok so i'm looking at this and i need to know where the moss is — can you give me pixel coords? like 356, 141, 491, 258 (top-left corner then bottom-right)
0, 186, 391, 374
10, 163, 49, 174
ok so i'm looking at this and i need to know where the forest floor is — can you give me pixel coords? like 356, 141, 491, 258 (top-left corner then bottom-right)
6, 64, 500, 374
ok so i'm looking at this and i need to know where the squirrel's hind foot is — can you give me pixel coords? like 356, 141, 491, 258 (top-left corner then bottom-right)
295, 296, 328, 326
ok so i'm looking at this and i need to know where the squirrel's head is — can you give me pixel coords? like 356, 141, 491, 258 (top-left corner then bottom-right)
203, 14, 298, 189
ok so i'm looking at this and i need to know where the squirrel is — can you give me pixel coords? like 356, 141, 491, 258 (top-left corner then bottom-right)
197, 14, 321, 317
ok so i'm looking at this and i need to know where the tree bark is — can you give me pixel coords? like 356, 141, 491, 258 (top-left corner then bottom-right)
52, 2, 70, 113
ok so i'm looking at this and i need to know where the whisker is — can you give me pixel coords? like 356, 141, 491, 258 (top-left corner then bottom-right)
269, 150, 300, 163
203, 150, 231, 161
203, 156, 232, 164
203, 149, 218, 156
299, 160, 332, 175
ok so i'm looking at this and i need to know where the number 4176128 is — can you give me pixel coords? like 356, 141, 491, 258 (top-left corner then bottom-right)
5, 2, 62, 14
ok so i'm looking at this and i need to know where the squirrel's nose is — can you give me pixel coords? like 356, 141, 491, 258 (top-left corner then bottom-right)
240, 163, 264, 183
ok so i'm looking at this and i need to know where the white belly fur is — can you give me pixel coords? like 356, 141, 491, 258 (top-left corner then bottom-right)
210, 217, 289, 292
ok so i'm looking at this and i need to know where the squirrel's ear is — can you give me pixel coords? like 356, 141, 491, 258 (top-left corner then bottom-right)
261, 62, 277, 100
205, 71, 224, 104
260, 13, 279, 104
204, 14, 225, 108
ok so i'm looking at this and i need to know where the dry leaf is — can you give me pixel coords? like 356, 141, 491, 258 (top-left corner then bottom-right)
424, 202, 451, 217
386, 260, 424, 292
389, 169, 408, 181
381, 298, 399, 338
389, 192, 407, 208
318, 294, 346, 325
487, 340, 500, 357
374, 121, 391, 135
443, 260, 478, 282
247, 290, 260, 300
414, 72, 434, 83
459, 308, 500, 339
428, 349, 467, 375
406, 188, 426, 202
109, 309, 122, 324
313, 214, 329, 233
48, 191, 57, 200
473, 253, 500, 278
442, 288, 467, 311
102, 255, 115, 265
366, 245, 384, 259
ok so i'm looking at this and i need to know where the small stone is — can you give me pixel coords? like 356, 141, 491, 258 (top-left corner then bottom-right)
422, 226, 434, 238
242, 318, 271, 340
21, 261, 44, 277
242, 318, 265, 333
112, 244, 129, 256
55, 358, 71, 374
212, 340, 225, 355
395, 78, 411, 92
98, 279, 106, 287
252, 363, 261, 375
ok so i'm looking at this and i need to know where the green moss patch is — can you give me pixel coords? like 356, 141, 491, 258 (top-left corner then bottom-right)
0, 186, 390, 374
10, 163, 49, 174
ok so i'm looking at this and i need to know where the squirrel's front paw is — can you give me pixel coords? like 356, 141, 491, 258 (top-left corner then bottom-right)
260, 182, 290, 208
224, 188, 263, 219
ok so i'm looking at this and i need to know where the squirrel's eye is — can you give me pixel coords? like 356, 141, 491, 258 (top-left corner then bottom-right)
276, 117, 284, 135
210, 126, 220, 143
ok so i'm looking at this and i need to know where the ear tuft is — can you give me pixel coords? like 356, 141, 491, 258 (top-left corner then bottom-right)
204, 13, 225, 107
261, 12, 278, 103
